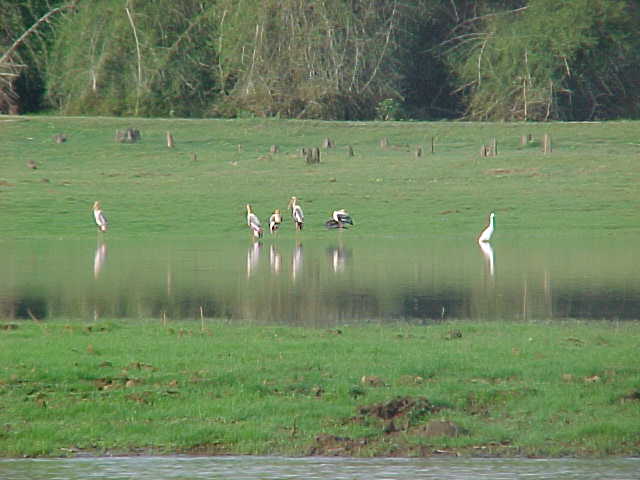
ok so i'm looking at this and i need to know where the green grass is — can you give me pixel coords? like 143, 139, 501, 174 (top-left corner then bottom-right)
0, 319, 638, 457
1, 116, 639, 239
1, 116, 639, 457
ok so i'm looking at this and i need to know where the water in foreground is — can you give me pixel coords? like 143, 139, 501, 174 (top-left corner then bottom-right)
2, 456, 639, 480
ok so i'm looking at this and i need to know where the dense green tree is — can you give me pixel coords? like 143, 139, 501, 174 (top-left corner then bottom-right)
2, 0, 639, 120
46, 0, 218, 117
445, 0, 640, 120
213, 0, 412, 119
0, 0, 69, 113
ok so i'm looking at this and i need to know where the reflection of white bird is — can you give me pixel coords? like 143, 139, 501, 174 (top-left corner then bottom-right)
478, 212, 495, 243
92, 201, 108, 232
328, 246, 348, 273
93, 242, 107, 279
479, 240, 495, 277
269, 209, 282, 234
269, 245, 282, 274
288, 197, 304, 231
292, 241, 303, 281
246, 204, 263, 239
246, 241, 261, 277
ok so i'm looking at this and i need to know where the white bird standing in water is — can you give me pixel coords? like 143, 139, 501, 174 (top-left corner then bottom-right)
478, 212, 495, 243
288, 196, 304, 231
92, 201, 108, 232
246, 204, 263, 239
269, 209, 282, 234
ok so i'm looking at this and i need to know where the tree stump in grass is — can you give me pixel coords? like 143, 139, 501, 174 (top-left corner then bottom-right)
166, 132, 175, 148
116, 128, 141, 143
190, 152, 197, 162
53, 134, 67, 144
415, 146, 422, 158
305, 147, 320, 164
311, 147, 321, 163
270, 144, 279, 154
520, 135, 528, 146
380, 137, 389, 149
323, 137, 335, 149
430, 137, 435, 154
542, 133, 552, 153
347, 145, 354, 157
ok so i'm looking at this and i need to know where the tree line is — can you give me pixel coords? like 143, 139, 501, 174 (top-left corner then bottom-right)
1, 0, 639, 121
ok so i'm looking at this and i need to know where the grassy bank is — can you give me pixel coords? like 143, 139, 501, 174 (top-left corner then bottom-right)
0, 319, 639, 457
1, 116, 639, 239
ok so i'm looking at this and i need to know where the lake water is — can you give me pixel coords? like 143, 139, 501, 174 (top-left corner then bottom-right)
1, 456, 639, 480
1, 234, 638, 323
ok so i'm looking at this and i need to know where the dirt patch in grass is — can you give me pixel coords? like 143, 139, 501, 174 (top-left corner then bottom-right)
309, 396, 463, 456
485, 168, 542, 177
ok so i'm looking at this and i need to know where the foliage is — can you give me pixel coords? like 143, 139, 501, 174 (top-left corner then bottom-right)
213, 0, 407, 119
375, 98, 404, 120
0, 0, 68, 113
445, 0, 640, 120
45, 0, 218, 117
2, 0, 640, 119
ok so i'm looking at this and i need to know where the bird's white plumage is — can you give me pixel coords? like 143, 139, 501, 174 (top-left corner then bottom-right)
478, 212, 495, 243
331, 209, 353, 225
92, 201, 108, 232
246, 204, 263, 239
289, 197, 304, 231
269, 210, 282, 233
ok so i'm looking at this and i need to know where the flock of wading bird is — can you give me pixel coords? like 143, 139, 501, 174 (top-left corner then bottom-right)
92, 199, 495, 244
245, 196, 354, 240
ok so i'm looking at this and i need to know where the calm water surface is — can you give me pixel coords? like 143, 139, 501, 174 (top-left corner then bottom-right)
1, 234, 638, 323
1, 456, 639, 480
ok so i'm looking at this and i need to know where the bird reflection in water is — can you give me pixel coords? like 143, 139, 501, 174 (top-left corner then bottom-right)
478, 240, 495, 278
269, 245, 282, 274
327, 245, 350, 273
291, 241, 303, 282
246, 241, 262, 277
93, 241, 107, 279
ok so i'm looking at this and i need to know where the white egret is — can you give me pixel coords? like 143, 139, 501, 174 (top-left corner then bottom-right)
478, 212, 495, 243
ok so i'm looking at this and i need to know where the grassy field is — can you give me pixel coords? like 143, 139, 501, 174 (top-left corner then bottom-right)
0, 319, 639, 458
1, 116, 639, 458
0, 116, 638, 239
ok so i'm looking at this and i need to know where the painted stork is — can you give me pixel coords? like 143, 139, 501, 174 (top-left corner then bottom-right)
246, 204, 263, 239
288, 196, 304, 231
92, 201, 108, 232
269, 209, 282, 234
332, 209, 353, 228
478, 212, 495, 243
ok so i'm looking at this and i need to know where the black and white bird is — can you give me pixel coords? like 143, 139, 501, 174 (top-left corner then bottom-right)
269, 209, 282, 234
478, 212, 495, 243
325, 209, 353, 229
92, 201, 108, 232
246, 204, 263, 239
288, 196, 304, 231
